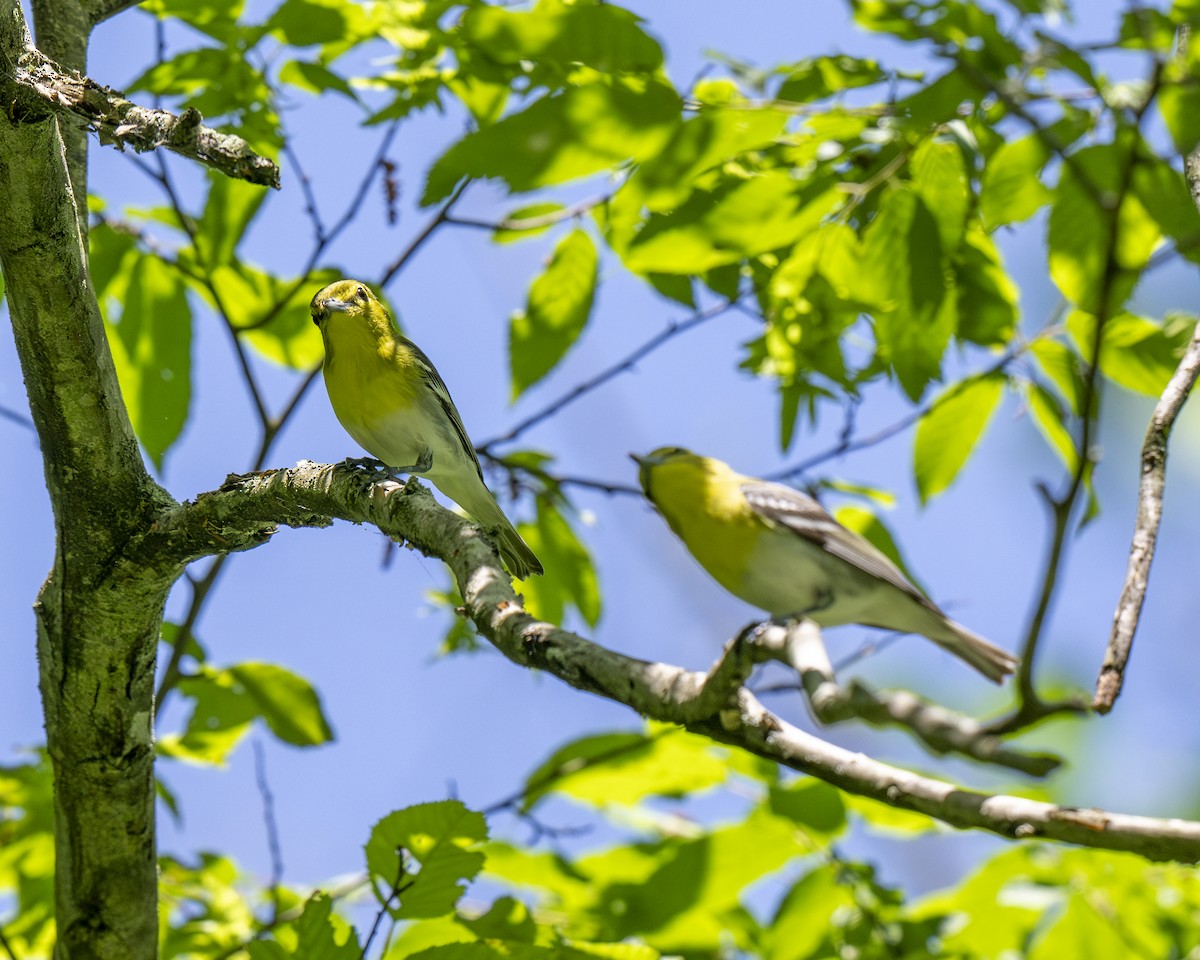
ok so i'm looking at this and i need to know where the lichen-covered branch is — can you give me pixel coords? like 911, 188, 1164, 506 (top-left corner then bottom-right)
169, 460, 1200, 864
0, 21, 279, 187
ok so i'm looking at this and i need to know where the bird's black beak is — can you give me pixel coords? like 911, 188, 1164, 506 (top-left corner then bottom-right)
628, 453, 646, 466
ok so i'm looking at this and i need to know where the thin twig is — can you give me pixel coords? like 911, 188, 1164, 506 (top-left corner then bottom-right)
360, 857, 409, 960
0, 403, 34, 431
253, 740, 285, 922
479, 297, 740, 451
445, 193, 608, 233
377, 179, 470, 288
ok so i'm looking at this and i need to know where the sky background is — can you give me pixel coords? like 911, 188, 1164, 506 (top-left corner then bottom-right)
3, 0, 1200, 913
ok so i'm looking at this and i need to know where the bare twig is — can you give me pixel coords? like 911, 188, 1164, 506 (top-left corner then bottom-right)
377, 179, 470, 288
252, 740, 285, 922
1, 41, 278, 186
361, 856, 409, 960
0, 402, 34, 430
479, 297, 740, 451
445, 193, 609, 234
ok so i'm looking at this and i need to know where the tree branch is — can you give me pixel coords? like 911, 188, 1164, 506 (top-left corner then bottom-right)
1095, 325, 1200, 711
0, 29, 279, 187
148, 460, 1200, 863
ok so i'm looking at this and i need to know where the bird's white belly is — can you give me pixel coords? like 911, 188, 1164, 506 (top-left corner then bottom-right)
739, 534, 879, 625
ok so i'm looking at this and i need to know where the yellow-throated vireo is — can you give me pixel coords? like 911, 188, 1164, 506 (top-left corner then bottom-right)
632, 447, 1017, 682
311, 279, 543, 580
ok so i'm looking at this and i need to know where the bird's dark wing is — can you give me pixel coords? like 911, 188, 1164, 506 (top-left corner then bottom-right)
405, 336, 486, 483
740, 480, 931, 605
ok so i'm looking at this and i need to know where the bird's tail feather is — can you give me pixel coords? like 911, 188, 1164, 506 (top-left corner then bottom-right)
932, 619, 1019, 684
457, 484, 543, 580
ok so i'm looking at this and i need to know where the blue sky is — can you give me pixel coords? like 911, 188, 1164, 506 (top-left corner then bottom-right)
3, 0, 1200, 910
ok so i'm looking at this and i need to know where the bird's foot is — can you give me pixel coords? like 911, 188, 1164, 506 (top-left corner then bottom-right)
390, 447, 434, 475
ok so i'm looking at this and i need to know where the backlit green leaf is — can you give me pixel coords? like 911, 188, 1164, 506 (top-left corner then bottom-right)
104, 254, 192, 470
365, 801, 487, 919
981, 134, 1052, 228
517, 500, 601, 627
912, 139, 969, 253
462, 3, 663, 75
226, 662, 334, 746
510, 230, 598, 399
278, 59, 359, 100
914, 374, 1005, 503
954, 226, 1019, 345
423, 80, 680, 205
267, 0, 369, 47
1068, 310, 1197, 396
195, 172, 268, 268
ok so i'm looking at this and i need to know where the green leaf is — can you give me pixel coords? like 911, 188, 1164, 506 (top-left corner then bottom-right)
103, 254, 192, 470
1158, 77, 1200, 155
517, 500, 602, 627
1047, 143, 1159, 315
954, 226, 1019, 345
205, 263, 337, 368
423, 80, 680, 205
1025, 382, 1078, 472
913, 374, 1005, 503
1131, 156, 1200, 262
1068, 310, 1197, 396
225, 662, 334, 747
196, 172, 268, 268
461, 3, 664, 75
777, 54, 883, 102
623, 174, 842, 274
861, 187, 951, 400
630, 106, 789, 212
766, 779, 847, 838
761, 866, 856, 960
140, 0, 244, 43
510, 230, 598, 399
912, 139, 969, 253
1030, 338, 1086, 414
267, 0, 369, 47
980, 134, 1052, 228
364, 801, 487, 919
644, 272, 695, 307
247, 892, 359, 960
521, 727, 730, 810
278, 59, 359, 100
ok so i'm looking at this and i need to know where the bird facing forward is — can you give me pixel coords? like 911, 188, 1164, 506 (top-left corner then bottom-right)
311, 279, 542, 580
632, 447, 1017, 682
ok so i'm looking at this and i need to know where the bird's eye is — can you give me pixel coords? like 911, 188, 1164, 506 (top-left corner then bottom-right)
356, 285, 368, 302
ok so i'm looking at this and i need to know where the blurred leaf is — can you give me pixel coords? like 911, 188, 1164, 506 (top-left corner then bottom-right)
1159, 74, 1200, 155
510, 230, 598, 399
195, 172, 268, 268
912, 139, 968, 253
981, 134, 1052, 228
645, 272, 695, 307
767, 779, 847, 839
365, 801, 487, 919
1047, 142, 1158, 315
1131, 155, 1200, 261
462, 3, 664, 75
1031, 338, 1086, 415
247, 892, 359, 960
278, 59, 359, 100
423, 80, 680, 205
517, 501, 601, 627
159, 661, 332, 765
521, 726, 729, 810
954, 226, 1019, 346
913, 374, 1005, 503
761, 865, 856, 960
1025, 382, 1078, 472
267, 0, 369, 47
140, 0, 244, 42
861, 187, 951, 400
777, 54, 883, 102
225, 662, 334, 747
1068, 310, 1197, 396
103, 254, 192, 470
